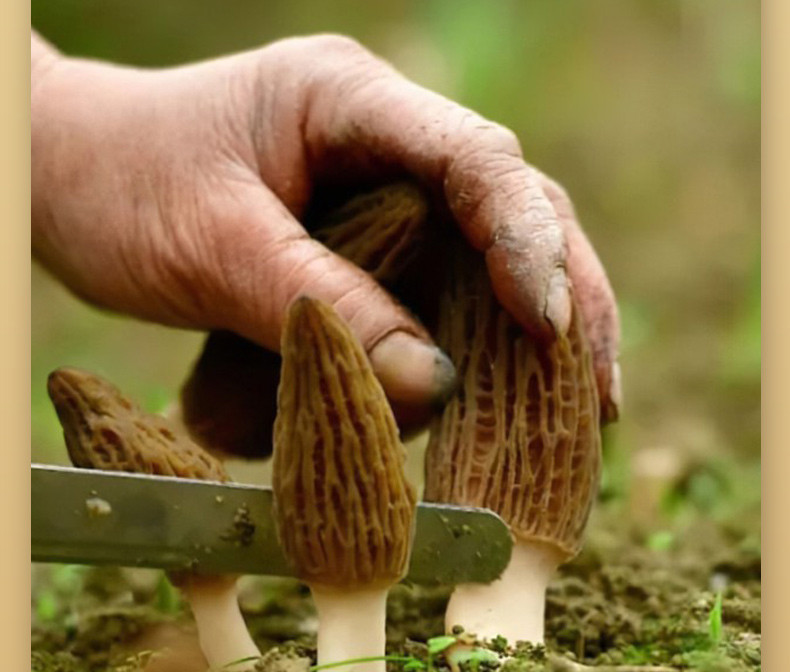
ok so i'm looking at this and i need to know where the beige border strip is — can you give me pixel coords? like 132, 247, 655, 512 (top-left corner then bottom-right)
1, 3, 32, 672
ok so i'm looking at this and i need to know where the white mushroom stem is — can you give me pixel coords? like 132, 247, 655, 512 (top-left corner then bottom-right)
444, 539, 564, 644
311, 585, 389, 672
182, 575, 260, 671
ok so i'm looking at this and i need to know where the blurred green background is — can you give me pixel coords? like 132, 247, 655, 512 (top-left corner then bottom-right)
32, 1, 759, 519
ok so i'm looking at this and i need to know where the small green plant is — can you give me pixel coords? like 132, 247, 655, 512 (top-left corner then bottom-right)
708, 591, 724, 646
154, 572, 181, 614
35, 588, 58, 622
427, 636, 458, 656
447, 647, 499, 672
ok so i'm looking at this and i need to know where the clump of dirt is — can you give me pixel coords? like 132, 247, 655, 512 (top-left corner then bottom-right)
220, 502, 257, 547
252, 646, 312, 672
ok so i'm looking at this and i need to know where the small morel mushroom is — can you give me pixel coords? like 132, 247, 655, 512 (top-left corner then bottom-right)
47, 367, 261, 671
273, 297, 417, 672
424, 244, 602, 644
48, 367, 228, 481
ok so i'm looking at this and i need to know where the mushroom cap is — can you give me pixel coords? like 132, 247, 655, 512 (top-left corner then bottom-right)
273, 297, 417, 590
424, 246, 602, 560
47, 367, 229, 482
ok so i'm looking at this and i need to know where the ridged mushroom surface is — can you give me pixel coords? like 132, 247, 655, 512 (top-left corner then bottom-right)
424, 245, 601, 559
312, 182, 427, 284
47, 367, 229, 482
273, 297, 417, 590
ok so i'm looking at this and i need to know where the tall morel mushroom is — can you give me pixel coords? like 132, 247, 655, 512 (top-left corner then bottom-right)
424, 244, 602, 644
273, 296, 417, 672
47, 367, 261, 671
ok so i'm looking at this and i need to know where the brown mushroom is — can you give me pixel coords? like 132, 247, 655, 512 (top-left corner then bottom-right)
273, 296, 417, 672
47, 367, 261, 671
423, 242, 602, 643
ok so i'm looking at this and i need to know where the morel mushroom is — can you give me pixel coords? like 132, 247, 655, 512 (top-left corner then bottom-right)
424, 243, 602, 644
47, 367, 261, 671
273, 297, 417, 672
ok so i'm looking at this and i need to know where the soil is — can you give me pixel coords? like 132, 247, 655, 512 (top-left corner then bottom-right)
31, 491, 760, 672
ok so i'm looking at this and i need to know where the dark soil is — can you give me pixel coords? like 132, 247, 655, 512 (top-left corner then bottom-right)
31, 494, 760, 672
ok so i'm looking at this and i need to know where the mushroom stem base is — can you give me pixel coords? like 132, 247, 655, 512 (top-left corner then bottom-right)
184, 576, 260, 670
444, 539, 563, 644
311, 585, 389, 672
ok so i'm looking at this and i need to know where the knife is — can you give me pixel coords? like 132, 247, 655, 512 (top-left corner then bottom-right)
31, 464, 513, 586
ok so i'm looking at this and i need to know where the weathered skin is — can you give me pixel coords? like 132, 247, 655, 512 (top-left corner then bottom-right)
47, 367, 228, 482
32, 32, 620, 424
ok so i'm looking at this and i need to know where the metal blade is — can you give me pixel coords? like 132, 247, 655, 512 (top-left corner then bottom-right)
31, 464, 512, 585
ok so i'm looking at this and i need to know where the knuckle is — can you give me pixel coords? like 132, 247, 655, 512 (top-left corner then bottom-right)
446, 110, 522, 162
260, 35, 375, 77
487, 123, 522, 156
450, 123, 523, 182
479, 153, 528, 183
470, 122, 522, 158
541, 172, 572, 205
307, 34, 370, 60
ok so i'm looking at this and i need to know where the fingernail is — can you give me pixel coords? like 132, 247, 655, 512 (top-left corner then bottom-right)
370, 332, 457, 408
602, 361, 622, 424
544, 268, 572, 336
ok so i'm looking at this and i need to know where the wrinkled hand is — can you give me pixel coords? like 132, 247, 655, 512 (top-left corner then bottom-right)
32, 33, 620, 421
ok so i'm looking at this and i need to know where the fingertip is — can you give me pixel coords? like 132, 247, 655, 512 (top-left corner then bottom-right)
369, 331, 457, 411
544, 267, 572, 337
485, 243, 562, 341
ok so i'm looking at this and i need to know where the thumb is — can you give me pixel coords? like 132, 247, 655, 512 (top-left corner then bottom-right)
208, 187, 457, 412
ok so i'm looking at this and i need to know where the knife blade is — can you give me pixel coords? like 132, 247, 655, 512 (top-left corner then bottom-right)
31, 464, 512, 585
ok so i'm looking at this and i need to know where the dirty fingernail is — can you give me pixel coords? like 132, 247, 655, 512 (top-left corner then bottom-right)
602, 361, 622, 424
544, 268, 572, 336
370, 332, 457, 407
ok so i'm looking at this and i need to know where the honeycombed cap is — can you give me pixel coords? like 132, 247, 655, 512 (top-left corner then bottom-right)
47, 367, 229, 482
424, 248, 601, 560
273, 297, 417, 590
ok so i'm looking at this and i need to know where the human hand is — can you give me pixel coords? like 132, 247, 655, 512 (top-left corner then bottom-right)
32, 32, 620, 424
